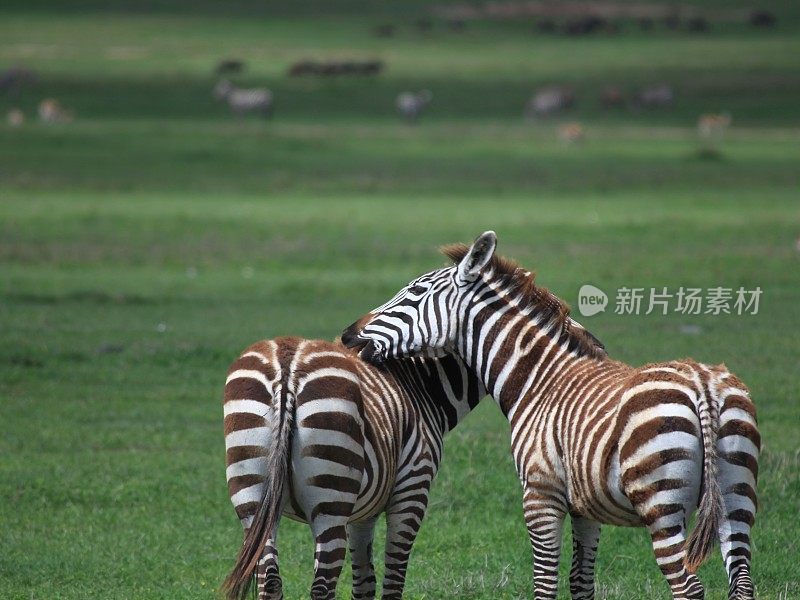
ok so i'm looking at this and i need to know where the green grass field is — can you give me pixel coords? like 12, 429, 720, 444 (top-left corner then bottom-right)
1, 2, 798, 598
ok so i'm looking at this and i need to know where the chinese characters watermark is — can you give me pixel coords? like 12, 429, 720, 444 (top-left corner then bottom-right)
577, 284, 762, 317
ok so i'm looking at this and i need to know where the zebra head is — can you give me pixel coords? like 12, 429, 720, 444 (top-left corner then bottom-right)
342, 231, 497, 364
214, 79, 233, 100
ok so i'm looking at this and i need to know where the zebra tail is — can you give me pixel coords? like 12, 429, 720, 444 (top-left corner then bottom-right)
221, 386, 294, 600
683, 378, 723, 572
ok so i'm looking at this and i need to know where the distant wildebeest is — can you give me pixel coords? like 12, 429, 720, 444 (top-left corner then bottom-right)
687, 17, 709, 33
414, 17, 434, 33
634, 83, 674, 109
637, 17, 655, 31
536, 19, 557, 34
600, 85, 626, 109
525, 85, 575, 118
38, 99, 73, 124
373, 23, 396, 38
562, 16, 606, 36
0, 66, 36, 99
447, 18, 466, 33
396, 90, 432, 123
749, 10, 776, 28
287, 59, 384, 78
214, 80, 273, 118
215, 59, 245, 75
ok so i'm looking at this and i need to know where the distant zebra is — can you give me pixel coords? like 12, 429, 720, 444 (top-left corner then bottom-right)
343, 231, 760, 600
396, 90, 432, 123
525, 85, 575, 118
222, 337, 484, 600
214, 79, 273, 118
634, 83, 674, 108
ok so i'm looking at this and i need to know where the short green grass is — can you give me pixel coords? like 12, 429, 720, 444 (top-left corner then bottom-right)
1, 2, 798, 598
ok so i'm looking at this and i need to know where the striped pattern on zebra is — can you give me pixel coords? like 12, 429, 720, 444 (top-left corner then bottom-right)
342, 231, 760, 600
221, 336, 484, 600
214, 79, 273, 118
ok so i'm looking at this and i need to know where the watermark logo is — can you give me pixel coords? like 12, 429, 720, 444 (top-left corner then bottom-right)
578, 285, 762, 317
578, 284, 609, 317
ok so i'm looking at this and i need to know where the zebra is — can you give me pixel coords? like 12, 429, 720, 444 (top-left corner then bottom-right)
634, 83, 674, 109
525, 85, 575, 118
221, 336, 485, 600
396, 90, 432, 123
214, 79, 273, 118
342, 231, 760, 600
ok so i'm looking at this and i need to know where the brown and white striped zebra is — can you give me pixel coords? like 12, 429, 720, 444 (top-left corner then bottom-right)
221, 336, 485, 600
342, 231, 760, 600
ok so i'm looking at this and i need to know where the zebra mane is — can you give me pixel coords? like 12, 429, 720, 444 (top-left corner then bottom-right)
441, 244, 607, 360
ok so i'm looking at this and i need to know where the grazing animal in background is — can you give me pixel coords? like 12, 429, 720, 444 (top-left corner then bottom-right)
214, 80, 273, 118
373, 23, 396, 38
0, 66, 36, 99
634, 83, 674, 109
557, 122, 584, 144
525, 85, 575, 118
222, 337, 485, 600
7, 108, 24, 127
343, 231, 760, 600
600, 85, 626, 108
749, 10, 776, 28
396, 90, 432, 123
287, 59, 384, 78
216, 59, 246, 75
698, 113, 732, 141
38, 99, 73, 123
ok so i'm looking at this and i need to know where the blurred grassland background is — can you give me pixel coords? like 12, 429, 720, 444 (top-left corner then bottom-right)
0, 0, 798, 598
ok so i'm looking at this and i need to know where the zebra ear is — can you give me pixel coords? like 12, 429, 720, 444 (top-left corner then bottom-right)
457, 231, 497, 283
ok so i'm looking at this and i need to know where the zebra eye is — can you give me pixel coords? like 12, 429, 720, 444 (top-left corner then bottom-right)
409, 285, 427, 295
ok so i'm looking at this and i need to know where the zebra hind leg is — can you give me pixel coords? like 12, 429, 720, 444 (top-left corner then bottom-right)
256, 535, 283, 600
309, 517, 350, 600
348, 518, 378, 600
569, 516, 601, 599
716, 384, 760, 600
647, 517, 705, 600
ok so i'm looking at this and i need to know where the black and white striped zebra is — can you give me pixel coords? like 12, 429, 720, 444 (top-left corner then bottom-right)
343, 232, 760, 600
214, 79, 273, 118
222, 336, 485, 599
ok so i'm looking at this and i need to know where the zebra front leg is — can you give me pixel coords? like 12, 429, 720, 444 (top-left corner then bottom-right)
348, 518, 378, 600
381, 492, 431, 600
309, 516, 349, 600
569, 516, 600, 599
524, 491, 566, 600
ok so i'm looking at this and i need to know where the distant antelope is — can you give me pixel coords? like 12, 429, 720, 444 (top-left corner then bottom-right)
558, 122, 584, 144
214, 80, 273, 118
7, 108, 24, 127
396, 90, 432, 123
697, 113, 731, 140
525, 85, 575, 118
38, 99, 73, 124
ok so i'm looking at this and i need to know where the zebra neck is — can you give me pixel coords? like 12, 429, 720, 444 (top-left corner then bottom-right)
459, 293, 573, 417
386, 356, 482, 435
